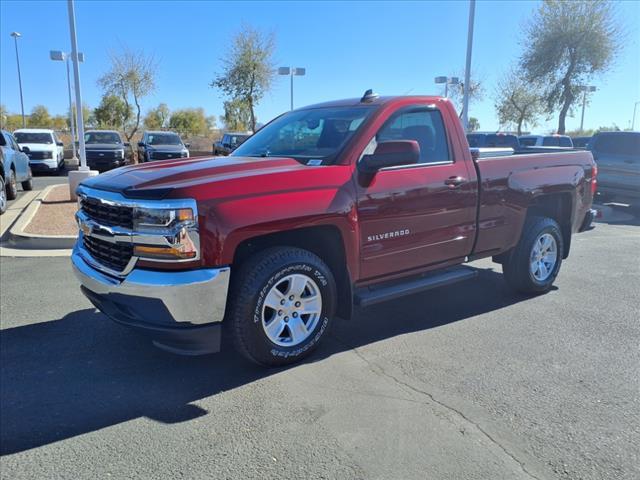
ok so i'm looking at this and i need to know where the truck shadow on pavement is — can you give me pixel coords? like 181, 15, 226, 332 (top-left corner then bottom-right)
1, 267, 537, 455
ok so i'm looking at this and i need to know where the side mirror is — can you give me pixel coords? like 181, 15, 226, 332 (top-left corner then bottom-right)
20, 146, 30, 154
184, 143, 190, 148
137, 142, 145, 148
358, 140, 420, 174
57, 141, 64, 147
124, 142, 131, 148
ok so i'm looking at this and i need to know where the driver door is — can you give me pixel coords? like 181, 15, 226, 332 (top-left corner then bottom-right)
356, 105, 477, 281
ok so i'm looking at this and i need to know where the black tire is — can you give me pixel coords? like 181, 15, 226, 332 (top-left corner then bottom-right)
503, 216, 564, 294
0, 177, 7, 214
6, 169, 18, 200
227, 247, 337, 367
21, 177, 33, 191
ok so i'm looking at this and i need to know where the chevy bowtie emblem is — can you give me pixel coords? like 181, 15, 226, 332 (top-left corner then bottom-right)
99, 153, 104, 157
80, 221, 91, 236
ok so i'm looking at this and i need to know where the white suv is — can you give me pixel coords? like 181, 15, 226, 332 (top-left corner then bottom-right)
14, 129, 65, 174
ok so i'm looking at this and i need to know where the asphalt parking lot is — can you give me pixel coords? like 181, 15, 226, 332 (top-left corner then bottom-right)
1, 197, 638, 479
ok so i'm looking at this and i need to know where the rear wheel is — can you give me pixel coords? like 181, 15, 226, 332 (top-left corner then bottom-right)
6, 169, 18, 200
502, 216, 563, 294
228, 247, 336, 366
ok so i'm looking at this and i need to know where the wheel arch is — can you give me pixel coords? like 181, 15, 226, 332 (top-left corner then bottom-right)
526, 192, 573, 259
232, 225, 353, 320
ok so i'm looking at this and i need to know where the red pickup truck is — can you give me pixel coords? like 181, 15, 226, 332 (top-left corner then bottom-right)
72, 92, 597, 366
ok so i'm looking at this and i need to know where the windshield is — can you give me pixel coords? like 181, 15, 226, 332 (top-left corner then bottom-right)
223, 134, 250, 146
148, 133, 182, 145
519, 137, 537, 146
232, 106, 373, 163
14, 132, 53, 144
85, 132, 121, 144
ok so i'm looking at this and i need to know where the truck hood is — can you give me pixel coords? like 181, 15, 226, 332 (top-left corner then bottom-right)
80, 156, 323, 199
18, 143, 55, 152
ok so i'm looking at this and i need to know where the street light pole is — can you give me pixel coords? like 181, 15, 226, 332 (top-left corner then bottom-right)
579, 86, 596, 132
278, 67, 306, 110
10, 32, 26, 128
632, 101, 640, 130
66, 0, 97, 200
435, 76, 460, 99
462, 0, 476, 132
65, 56, 78, 161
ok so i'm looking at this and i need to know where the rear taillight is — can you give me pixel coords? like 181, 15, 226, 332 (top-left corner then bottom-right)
591, 164, 598, 196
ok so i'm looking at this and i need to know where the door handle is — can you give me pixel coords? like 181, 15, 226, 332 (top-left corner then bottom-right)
445, 176, 465, 188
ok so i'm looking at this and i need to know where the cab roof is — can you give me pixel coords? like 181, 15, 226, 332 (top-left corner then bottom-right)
299, 95, 445, 110
13, 128, 56, 134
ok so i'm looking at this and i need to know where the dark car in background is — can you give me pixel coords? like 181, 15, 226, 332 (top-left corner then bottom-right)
519, 134, 573, 147
467, 132, 520, 149
83, 130, 131, 172
137, 131, 190, 162
212, 132, 251, 156
588, 131, 640, 205
571, 136, 592, 149
1, 130, 33, 214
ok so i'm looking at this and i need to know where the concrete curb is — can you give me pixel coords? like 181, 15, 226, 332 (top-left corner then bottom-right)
0, 186, 76, 257
8, 185, 77, 249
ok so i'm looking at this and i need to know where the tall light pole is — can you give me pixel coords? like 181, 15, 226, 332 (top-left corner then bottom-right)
462, 0, 476, 132
435, 76, 460, 98
66, 0, 97, 200
632, 101, 640, 130
578, 85, 596, 132
10, 32, 26, 128
278, 67, 306, 110
50, 50, 84, 163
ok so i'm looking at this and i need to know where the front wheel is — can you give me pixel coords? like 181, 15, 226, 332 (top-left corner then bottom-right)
502, 216, 564, 294
227, 247, 337, 366
0, 177, 7, 214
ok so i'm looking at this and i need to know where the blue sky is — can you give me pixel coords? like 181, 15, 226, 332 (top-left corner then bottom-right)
1, 0, 639, 132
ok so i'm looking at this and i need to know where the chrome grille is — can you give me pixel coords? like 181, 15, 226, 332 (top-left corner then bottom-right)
82, 235, 133, 272
81, 197, 133, 229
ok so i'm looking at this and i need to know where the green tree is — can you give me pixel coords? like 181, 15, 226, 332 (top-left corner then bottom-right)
222, 98, 251, 131
69, 103, 94, 129
211, 26, 276, 131
168, 108, 207, 137
51, 115, 68, 131
206, 115, 217, 132
520, 0, 622, 134
98, 47, 157, 141
28, 105, 53, 128
143, 103, 170, 130
494, 68, 543, 135
93, 95, 132, 130
468, 117, 480, 132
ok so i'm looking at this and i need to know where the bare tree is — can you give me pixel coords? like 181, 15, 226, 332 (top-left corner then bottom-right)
211, 26, 276, 132
445, 70, 484, 120
98, 47, 157, 141
494, 68, 543, 135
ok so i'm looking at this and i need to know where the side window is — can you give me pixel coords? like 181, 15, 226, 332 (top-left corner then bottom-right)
542, 137, 559, 147
376, 108, 450, 164
8, 134, 20, 151
559, 137, 572, 147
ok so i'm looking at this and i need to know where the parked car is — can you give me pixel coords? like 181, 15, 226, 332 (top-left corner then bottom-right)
137, 131, 190, 162
72, 93, 596, 366
588, 131, 640, 204
83, 130, 130, 172
13, 128, 65, 173
571, 136, 591, 149
466, 132, 520, 149
213, 132, 251, 156
1, 130, 33, 214
519, 134, 573, 147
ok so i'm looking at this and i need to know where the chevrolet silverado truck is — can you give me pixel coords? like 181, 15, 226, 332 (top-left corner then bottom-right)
72, 92, 597, 366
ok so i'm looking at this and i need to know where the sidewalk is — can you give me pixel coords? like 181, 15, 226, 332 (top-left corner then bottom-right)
0, 185, 77, 257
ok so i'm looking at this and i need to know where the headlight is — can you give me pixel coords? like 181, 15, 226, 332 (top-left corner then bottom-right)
133, 207, 194, 232
132, 207, 198, 260
181, 149, 189, 158
44, 151, 53, 159
115, 149, 124, 158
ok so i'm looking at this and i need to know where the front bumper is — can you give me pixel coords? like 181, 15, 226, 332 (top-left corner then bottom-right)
72, 246, 231, 354
29, 159, 59, 171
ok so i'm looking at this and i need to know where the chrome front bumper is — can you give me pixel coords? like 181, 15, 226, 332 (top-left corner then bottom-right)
72, 245, 231, 354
